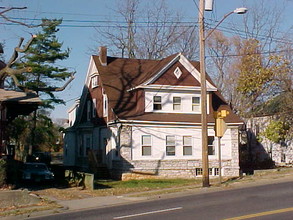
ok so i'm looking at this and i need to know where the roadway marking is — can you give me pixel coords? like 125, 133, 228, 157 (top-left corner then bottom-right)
113, 207, 183, 219
225, 207, 293, 220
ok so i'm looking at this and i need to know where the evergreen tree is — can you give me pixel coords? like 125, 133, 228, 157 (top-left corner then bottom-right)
18, 18, 74, 109
15, 19, 74, 154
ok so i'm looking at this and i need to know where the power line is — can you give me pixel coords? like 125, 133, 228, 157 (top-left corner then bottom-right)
2, 16, 292, 45
207, 49, 293, 58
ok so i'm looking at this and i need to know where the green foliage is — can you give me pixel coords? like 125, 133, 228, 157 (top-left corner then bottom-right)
0, 159, 7, 187
7, 111, 62, 153
259, 120, 290, 143
234, 38, 292, 118
17, 18, 72, 109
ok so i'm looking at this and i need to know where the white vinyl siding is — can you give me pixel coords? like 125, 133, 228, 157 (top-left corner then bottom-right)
131, 127, 232, 161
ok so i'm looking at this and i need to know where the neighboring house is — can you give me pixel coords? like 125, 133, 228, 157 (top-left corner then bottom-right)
245, 116, 293, 166
64, 47, 243, 180
0, 89, 41, 157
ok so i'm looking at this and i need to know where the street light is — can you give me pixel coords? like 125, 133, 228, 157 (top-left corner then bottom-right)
198, 0, 247, 187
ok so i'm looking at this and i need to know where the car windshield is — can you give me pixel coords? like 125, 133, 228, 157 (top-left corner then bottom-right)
24, 164, 48, 171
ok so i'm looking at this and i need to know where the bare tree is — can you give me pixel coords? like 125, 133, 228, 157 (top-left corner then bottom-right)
94, 0, 198, 60
0, 6, 47, 28
0, 35, 35, 89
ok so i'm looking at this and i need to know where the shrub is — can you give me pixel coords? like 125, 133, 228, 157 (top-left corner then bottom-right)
0, 159, 7, 187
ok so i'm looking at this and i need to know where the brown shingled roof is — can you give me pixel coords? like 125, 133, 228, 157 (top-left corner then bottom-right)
93, 54, 242, 124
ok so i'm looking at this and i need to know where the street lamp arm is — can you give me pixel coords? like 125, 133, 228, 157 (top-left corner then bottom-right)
204, 7, 247, 40
204, 11, 234, 40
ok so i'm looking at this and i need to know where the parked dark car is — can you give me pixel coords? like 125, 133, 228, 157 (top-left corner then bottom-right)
22, 163, 54, 182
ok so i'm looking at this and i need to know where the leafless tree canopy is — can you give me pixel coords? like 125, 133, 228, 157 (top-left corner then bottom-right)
94, 0, 199, 60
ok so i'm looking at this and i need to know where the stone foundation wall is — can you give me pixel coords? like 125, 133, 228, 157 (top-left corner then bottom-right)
112, 159, 239, 180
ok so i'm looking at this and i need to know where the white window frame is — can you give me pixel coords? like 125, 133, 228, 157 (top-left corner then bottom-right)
208, 136, 215, 155
153, 96, 162, 110
174, 67, 182, 79
166, 135, 176, 156
91, 74, 99, 88
92, 98, 97, 117
173, 96, 181, 111
192, 96, 200, 112
142, 135, 152, 156
196, 168, 203, 176
183, 136, 192, 156
103, 94, 108, 117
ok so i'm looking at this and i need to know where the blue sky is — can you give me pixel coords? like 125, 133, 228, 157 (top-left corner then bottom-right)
1, 0, 292, 120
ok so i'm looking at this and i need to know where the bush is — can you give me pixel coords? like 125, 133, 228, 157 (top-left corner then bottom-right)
0, 159, 7, 187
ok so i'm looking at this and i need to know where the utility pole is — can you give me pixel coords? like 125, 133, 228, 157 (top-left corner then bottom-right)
198, 0, 247, 188
199, 0, 209, 187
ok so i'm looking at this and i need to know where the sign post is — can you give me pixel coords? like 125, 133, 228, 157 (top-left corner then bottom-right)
214, 110, 229, 184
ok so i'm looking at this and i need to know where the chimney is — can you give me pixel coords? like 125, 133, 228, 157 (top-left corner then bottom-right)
99, 46, 107, 66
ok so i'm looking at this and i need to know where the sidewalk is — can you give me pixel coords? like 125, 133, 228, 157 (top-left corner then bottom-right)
2, 168, 293, 219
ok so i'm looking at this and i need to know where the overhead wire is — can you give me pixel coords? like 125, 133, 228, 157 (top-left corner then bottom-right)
2, 15, 292, 45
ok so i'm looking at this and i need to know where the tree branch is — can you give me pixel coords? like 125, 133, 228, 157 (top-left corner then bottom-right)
0, 7, 45, 28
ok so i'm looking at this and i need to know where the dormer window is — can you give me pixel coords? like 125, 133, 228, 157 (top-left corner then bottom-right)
153, 96, 162, 110
91, 74, 99, 88
173, 97, 181, 110
192, 97, 200, 112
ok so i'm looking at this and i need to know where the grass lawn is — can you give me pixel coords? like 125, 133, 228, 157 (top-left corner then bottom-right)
91, 178, 202, 196
95, 178, 200, 189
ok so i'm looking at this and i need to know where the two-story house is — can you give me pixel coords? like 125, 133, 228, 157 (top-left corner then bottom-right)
64, 47, 243, 180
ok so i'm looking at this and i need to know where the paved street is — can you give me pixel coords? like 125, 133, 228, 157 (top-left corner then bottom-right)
30, 180, 293, 220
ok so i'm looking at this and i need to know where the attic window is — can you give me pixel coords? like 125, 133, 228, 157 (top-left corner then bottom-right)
174, 67, 182, 79
91, 75, 99, 88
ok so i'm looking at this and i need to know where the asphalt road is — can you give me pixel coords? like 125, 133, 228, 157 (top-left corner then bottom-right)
31, 181, 293, 220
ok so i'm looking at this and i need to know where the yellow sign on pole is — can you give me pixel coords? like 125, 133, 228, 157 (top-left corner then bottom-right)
214, 110, 229, 137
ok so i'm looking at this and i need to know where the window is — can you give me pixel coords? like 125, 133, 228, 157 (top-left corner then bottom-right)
153, 96, 162, 110
196, 168, 202, 176
103, 94, 108, 117
166, 135, 175, 156
183, 136, 192, 155
92, 99, 97, 117
209, 168, 213, 175
85, 136, 91, 155
87, 100, 91, 121
192, 97, 200, 112
142, 135, 151, 156
79, 137, 84, 157
174, 67, 182, 79
208, 136, 215, 155
91, 75, 98, 88
214, 168, 219, 176
173, 97, 181, 110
